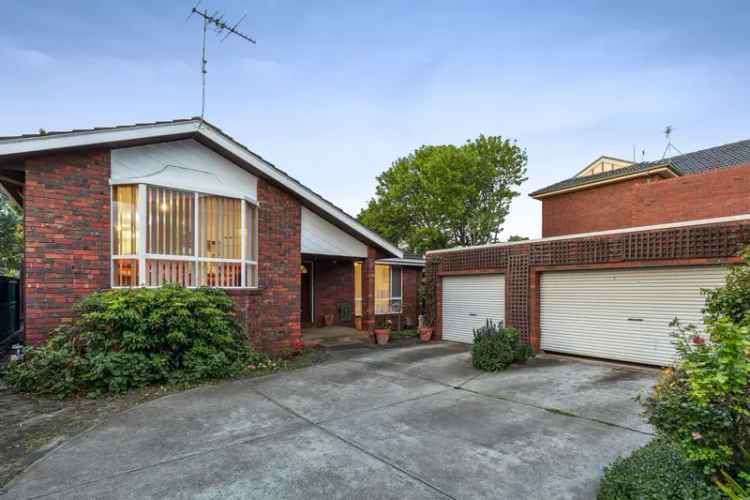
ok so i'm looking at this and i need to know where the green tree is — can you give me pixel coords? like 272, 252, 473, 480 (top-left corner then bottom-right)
358, 135, 527, 254
507, 235, 529, 242
0, 192, 23, 277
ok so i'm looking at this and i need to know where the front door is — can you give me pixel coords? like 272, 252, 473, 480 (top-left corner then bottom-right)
300, 262, 313, 325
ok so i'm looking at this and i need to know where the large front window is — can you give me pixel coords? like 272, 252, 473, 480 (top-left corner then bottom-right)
375, 264, 402, 314
112, 184, 258, 288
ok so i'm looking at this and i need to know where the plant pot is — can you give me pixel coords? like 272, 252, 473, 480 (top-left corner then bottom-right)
419, 327, 433, 343
354, 317, 363, 331
374, 328, 391, 345
323, 314, 335, 326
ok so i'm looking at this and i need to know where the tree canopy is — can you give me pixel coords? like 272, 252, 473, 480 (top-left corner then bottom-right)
358, 135, 527, 254
0, 192, 23, 277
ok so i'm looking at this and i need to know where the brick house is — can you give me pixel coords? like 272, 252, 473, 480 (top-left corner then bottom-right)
426, 138, 750, 366
0, 119, 424, 351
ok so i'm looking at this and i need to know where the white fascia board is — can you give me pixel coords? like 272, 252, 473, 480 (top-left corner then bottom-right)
427, 213, 750, 256
0, 121, 201, 157
0, 119, 403, 258
198, 124, 403, 258
376, 258, 425, 267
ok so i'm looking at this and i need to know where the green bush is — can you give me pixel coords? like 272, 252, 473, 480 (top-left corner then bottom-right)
703, 249, 750, 324
471, 320, 533, 371
642, 252, 750, 484
597, 439, 723, 500
2, 285, 268, 398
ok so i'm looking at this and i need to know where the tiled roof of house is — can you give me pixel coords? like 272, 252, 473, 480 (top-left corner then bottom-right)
530, 138, 750, 198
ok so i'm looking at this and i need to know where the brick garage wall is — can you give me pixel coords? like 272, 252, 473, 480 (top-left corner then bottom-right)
426, 220, 750, 350
401, 267, 420, 327
541, 162, 750, 237
228, 178, 302, 351
313, 259, 354, 326
24, 150, 111, 344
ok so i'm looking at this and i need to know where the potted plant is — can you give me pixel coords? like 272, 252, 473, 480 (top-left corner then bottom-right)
323, 313, 334, 326
373, 318, 392, 345
419, 325, 433, 343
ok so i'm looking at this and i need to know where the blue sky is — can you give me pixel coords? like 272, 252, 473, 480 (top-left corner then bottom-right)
2, 1, 749, 238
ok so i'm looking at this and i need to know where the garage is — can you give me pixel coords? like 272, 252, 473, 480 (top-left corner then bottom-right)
442, 274, 505, 344
540, 265, 727, 366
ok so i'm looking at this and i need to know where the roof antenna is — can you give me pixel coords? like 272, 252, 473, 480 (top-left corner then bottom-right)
187, 2, 256, 121
661, 125, 683, 159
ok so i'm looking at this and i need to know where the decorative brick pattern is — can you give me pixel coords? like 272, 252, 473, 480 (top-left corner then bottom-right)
24, 150, 111, 344
427, 220, 750, 350
507, 254, 529, 342
542, 162, 750, 237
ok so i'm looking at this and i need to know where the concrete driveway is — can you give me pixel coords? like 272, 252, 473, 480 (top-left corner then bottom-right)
2, 343, 657, 500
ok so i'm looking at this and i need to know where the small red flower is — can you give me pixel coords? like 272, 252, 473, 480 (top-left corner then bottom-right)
691, 335, 705, 345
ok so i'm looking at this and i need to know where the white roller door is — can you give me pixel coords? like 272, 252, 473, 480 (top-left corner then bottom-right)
442, 274, 505, 344
540, 266, 727, 366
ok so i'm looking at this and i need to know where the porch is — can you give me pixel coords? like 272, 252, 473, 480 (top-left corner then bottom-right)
302, 325, 370, 349
299, 253, 421, 347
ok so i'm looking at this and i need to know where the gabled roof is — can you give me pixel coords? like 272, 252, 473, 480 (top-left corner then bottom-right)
0, 118, 403, 258
530, 138, 750, 199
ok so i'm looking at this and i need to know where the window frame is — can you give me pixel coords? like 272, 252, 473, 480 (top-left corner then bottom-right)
111, 182, 259, 289
374, 264, 403, 315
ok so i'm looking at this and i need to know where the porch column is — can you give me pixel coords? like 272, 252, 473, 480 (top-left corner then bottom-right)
362, 247, 378, 331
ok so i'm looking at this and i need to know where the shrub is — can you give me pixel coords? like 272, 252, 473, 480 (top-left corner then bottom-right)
2, 285, 269, 398
597, 439, 723, 500
471, 320, 533, 371
642, 252, 750, 482
703, 249, 750, 324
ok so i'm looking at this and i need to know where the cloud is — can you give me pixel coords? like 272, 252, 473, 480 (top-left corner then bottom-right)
1, 46, 52, 69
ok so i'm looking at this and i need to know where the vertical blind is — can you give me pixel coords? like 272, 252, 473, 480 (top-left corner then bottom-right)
112, 185, 137, 255
147, 187, 195, 256
353, 261, 363, 316
374, 264, 402, 314
113, 184, 257, 288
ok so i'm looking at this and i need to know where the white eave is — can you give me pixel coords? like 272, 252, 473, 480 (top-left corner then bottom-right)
0, 119, 403, 258
376, 257, 425, 267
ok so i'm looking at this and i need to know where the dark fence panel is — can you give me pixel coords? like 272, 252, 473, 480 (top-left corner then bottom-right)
0, 277, 21, 345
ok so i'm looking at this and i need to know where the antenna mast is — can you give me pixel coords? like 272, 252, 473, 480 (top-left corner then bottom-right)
661, 125, 683, 159
188, 3, 256, 120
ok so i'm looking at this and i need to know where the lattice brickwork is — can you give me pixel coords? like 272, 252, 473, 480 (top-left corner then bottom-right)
427, 221, 750, 345
507, 254, 529, 342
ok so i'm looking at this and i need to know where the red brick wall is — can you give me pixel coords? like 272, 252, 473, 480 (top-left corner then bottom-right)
426, 220, 750, 349
401, 267, 420, 327
23, 152, 303, 352
541, 163, 750, 237
24, 150, 112, 344
313, 259, 354, 326
229, 178, 302, 351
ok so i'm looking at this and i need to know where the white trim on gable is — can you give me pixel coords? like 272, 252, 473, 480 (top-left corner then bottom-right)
301, 206, 368, 258
0, 119, 403, 258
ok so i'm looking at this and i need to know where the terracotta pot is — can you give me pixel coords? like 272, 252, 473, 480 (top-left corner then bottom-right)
419, 327, 433, 343
374, 328, 391, 345
323, 314, 334, 326
354, 317, 363, 331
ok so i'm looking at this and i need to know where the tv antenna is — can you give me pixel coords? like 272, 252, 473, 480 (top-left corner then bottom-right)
661, 125, 683, 159
188, 2, 256, 120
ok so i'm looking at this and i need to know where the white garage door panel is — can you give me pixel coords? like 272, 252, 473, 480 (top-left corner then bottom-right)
442, 274, 505, 344
540, 266, 727, 366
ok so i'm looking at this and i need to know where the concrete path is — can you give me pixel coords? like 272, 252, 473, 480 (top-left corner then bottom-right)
2, 343, 657, 500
